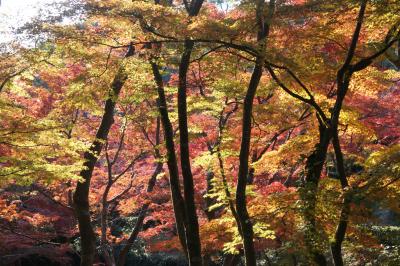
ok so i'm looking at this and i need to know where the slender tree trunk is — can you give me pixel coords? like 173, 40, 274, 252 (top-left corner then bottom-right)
235, 1, 275, 265
117, 161, 163, 266
217, 146, 242, 236
214, 103, 241, 233
329, 115, 351, 266
149, 2, 205, 264
177, 39, 202, 266
301, 122, 330, 266
67, 180, 74, 207
309, 0, 368, 263
73, 46, 134, 266
235, 63, 263, 266
204, 170, 218, 220
151, 61, 188, 256
205, 105, 241, 263
328, 110, 351, 266
328, 2, 368, 263
176, 2, 206, 264
146, 0, 192, 259
330, 192, 351, 266
101, 182, 115, 266
203, 169, 218, 265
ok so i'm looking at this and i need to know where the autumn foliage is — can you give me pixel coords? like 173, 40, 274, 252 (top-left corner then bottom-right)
0, 0, 400, 265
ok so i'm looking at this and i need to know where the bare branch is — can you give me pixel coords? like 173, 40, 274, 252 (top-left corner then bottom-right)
341, 0, 368, 70
107, 178, 133, 204
113, 152, 146, 182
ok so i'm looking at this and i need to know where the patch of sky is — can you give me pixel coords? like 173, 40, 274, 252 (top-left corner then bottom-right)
0, 0, 84, 49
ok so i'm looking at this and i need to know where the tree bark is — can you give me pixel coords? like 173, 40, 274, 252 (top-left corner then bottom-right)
299, 115, 331, 266
204, 170, 218, 220
73, 45, 134, 266
149, 2, 206, 264
235, 1, 275, 265
100, 181, 115, 266
177, 39, 202, 266
177, 3, 205, 264
329, 2, 367, 265
329, 126, 351, 266
235, 63, 263, 266
151, 61, 188, 256
330, 192, 351, 266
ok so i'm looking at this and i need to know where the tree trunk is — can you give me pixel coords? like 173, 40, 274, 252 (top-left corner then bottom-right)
328, 2, 367, 261
330, 128, 351, 266
235, 1, 275, 265
176, 2, 206, 264
101, 182, 115, 266
330, 193, 351, 266
177, 39, 202, 266
149, 2, 206, 264
301, 122, 330, 266
217, 147, 242, 236
73, 45, 134, 266
151, 61, 188, 256
235, 63, 263, 266
205, 170, 218, 220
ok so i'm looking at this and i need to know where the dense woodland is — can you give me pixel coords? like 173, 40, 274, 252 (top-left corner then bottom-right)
0, 0, 400, 265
